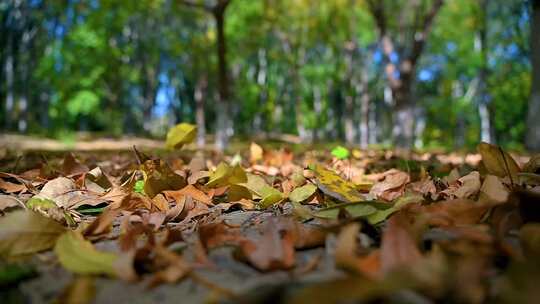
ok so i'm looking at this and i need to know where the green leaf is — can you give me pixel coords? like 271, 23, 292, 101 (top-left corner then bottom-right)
26, 197, 57, 210
240, 173, 284, 208
0, 263, 36, 287
165, 123, 197, 149
54, 230, 118, 276
314, 201, 378, 219
289, 184, 317, 203
133, 180, 145, 194
331, 146, 350, 160
0, 211, 66, 260
366, 193, 422, 225
310, 164, 365, 203
76, 205, 107, 215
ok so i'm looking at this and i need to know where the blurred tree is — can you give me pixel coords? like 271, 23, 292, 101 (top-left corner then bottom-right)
527, 0, 540, 151
367, 0, 445, 148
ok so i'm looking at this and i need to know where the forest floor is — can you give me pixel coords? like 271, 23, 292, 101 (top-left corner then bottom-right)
0, 134, 539, 303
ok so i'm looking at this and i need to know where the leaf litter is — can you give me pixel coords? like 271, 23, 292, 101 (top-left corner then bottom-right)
0, 131, 538, 303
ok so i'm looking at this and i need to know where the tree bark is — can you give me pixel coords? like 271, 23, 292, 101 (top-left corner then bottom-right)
526, 0, 540, 151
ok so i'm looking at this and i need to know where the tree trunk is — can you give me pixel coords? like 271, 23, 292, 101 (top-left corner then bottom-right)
214, 6, 230, 152
477, 0, 493, 143
526, 0, 540, 151
391, 70, 415, 148
359, 64, 370, 149
4, 42, 14, 131
195, 74, 207, 147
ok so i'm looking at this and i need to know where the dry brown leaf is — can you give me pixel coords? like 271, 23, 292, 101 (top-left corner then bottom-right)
380, 212, 422, 273
83, 209, 120, 239
0, 178, 26, 193
422, 199, 490, 226
369, 170, 410, 201
478, 174, 510, 205
148, 245, 191, 287
335, 223, 381, 279
441, 171, 481, 199
164, 184, 211, 205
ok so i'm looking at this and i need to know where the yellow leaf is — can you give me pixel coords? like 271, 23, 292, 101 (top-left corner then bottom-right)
165, 123, 197, 149
310, 164, 365, 203
240, 173, 284, 208
289, 184, 317, 203
54, 230, 118, 276
206, 162, 247, 188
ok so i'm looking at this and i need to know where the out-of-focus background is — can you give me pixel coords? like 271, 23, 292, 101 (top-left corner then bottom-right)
1, 0, 539, 151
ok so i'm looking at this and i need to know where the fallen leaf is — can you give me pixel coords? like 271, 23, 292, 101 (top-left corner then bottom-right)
478, 174, 509, 205
310, 164, 365, 203
83, 209, 120, 239
56, 276, 96, 304
164, 184, 211, 205
238, 217, 296, 271
62, 153, 89, 176
206, 163, 247, 188
249, 142, 263, 163
140, 159, 186, 198
314, 201, 379, 220
165, 123, 197, 149
0, 194, 24, 211
369, 169, 410, 201
148, 245, 191, 287
31, 177, 106, 210
380, 212, 422, 273
0, 211, 66, 259
441, 171, 481, 199
240, 173, 284, 208
54, 230, 118, 276
335, 223, 380, 278
0, 178, 26, 193
289, 184, 317, 203
478, 142, 520, 181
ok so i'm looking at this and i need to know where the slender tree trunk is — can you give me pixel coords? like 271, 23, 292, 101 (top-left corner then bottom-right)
526, 0, 540, 151
214, 6, 230, 152
344, 94, 356, 144
4, 42, 14, 131
253, 48, 267, 133
195, 74, 207, 147
359, 64, 370, 149
477, 0, 493, 143
312, 86, 322, 142
368, 102, 378, 145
